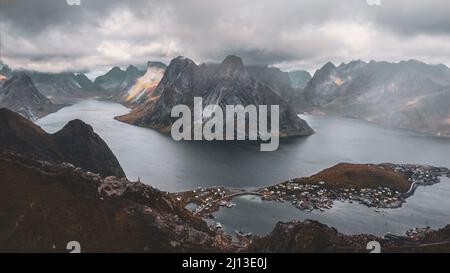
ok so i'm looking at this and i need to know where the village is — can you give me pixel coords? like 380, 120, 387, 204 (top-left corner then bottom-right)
392, 164, 450, 196
174, 163, 449, 240
260, 182, 403, 211
174, 186, 242, 218
258, 164, 449, 213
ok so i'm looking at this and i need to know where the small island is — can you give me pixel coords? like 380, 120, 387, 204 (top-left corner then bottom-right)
175, 163, 450, 217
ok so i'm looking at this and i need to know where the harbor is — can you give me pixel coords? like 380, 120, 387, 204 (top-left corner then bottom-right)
258, 164, 449, 213
174, 163, 449, 238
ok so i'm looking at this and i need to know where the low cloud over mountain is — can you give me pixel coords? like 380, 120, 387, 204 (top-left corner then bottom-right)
1, 0, 450, 73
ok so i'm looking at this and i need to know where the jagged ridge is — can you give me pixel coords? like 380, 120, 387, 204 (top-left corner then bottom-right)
0, 108, 125, 177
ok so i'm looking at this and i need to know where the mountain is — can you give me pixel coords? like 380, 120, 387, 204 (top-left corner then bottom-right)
249, 220, 450, 253
118, 62, 166, 104
2, 152, 449, 252
0, 74, 61, 120
1, 63, 164, 105
116, 55, 313, 137
21, 71, 99, 104
0, 151, 231, 252
73, 73, 99, 91
1, 66, 102, 104
303, 60, 450, 136
289, 70, 312, 89
0, 65, 12, 83
143, 61, 167, 71
247, 65, 303, 106
94, 65, 145, 100
0, 108, 125, 177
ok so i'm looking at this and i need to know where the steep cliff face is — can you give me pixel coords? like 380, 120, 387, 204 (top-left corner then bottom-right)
0, 74, 61, 120
0, 108, 124, 178
121, 62, 166, 105
95, 66, 141, 91
247, 65, 302, 105
303, 60, 450, 136
0, 66, 104, 104
0, 65, 12, 83
117, 55, 314, 137
288, 70, 312, 89
51, 119, 125, 178
0, 153, 232, 253
94, 65, 147, 101
24, 71, 99, 104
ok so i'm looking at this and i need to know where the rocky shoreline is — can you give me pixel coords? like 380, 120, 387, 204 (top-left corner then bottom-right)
175, 162, 450, 249
0, 151, 235, 253
177, 163, 450, 218
259, 163, 449, 212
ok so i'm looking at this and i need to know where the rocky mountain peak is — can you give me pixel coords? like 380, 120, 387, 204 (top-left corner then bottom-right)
160, 56, 197, 85
116, 55, 314, 138
303, 59, 450, 136
169, 56, 196, 69
2, 73, 49, 102
308, 61, 339, 85
0, 73, 57, 120
3, 73, 34, 88
51, 118, 125, 178
221, 55, 245, 68
0, 65, 12, 78
216, 55, 250, 82
0, 107, 44, 133
110, 66, 123, 73
0, 108, 62, 160
319, 61, 337, 73
0, 109, 125, 178
57, 119, 94, 136
125, 65, 139, 74
147, 61, 167, 70
288, 70, 312, 89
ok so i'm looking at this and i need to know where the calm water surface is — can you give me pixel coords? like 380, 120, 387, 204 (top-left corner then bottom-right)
37, 99, 450, 192
36, 99, 450, 235
209, 177, 450, 236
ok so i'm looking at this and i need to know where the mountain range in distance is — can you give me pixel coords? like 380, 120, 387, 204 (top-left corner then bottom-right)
1, 56, 450, 137
95, 61, 167, 105
116, 55, 314, 138
0, 73, 62, 120
302, 59, 450, 136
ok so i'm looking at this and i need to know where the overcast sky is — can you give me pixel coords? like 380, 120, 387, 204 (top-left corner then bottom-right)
1, 0, 450, 74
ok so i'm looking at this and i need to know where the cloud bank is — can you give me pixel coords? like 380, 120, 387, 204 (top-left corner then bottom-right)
1, 0, 450, 73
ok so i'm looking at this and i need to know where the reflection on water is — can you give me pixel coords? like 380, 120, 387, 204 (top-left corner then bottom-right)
37, 99, 450, 192
210, 178, 450, 236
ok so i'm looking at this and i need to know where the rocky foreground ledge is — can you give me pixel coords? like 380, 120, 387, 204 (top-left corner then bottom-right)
1, 152, 450, 253
0, 152, 233, 253
249, 220, 450, 253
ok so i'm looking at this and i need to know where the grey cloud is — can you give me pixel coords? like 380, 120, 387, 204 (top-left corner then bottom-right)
1, 0, 449, 73
370, 0, 450, 36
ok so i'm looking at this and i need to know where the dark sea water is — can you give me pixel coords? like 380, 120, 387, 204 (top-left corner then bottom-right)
36, 99, 450, 236
37, 99, 450, 192
208, 177, 450, 236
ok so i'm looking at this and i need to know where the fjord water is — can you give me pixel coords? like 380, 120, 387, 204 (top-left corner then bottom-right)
37, 99, 450, 192
209, 177, 450, 236
37, 99, 450, 236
